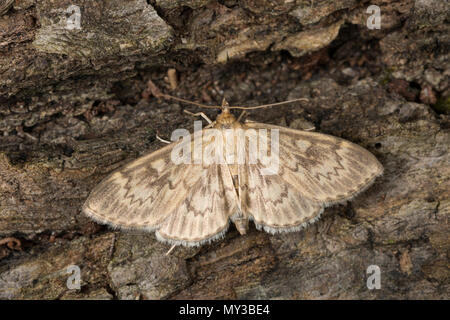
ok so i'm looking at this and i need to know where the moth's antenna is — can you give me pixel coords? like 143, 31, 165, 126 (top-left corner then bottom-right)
157, 93, 221, 110
163, 94, 222, 109
146, 79, 221, 109
147, 80, 308, 110
228, 98, 309, 110
159, 95, 308, 110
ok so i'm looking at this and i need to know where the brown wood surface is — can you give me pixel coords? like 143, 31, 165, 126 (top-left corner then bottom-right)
0, 0, 448, 299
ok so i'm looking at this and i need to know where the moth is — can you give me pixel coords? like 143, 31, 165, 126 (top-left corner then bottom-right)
83, 94, 383, 247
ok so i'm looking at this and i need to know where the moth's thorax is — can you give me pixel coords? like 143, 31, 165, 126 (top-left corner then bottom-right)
214, 108, 242, 129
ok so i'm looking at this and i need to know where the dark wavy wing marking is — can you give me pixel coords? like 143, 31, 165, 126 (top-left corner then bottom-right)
244, 122, 383, 205
82, 129, 237, 236
239, 158, 324, 232
156, 162, 238, 245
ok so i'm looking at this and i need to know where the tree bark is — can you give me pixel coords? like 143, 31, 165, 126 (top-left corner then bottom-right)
0, 0, 448, 299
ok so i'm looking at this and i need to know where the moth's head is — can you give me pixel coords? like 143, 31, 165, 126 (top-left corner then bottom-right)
215, 98, 238, 128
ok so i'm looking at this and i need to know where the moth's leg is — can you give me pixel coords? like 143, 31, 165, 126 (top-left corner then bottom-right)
165, 244, 177, 256
183, 110, 213, 124
205, 121, 216, 129
156, 133, 171, 144
297, 121, 316, 131
236, 111, 247, 122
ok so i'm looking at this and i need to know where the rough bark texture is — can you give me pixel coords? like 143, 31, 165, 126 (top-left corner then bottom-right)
0, 0, 449, 299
